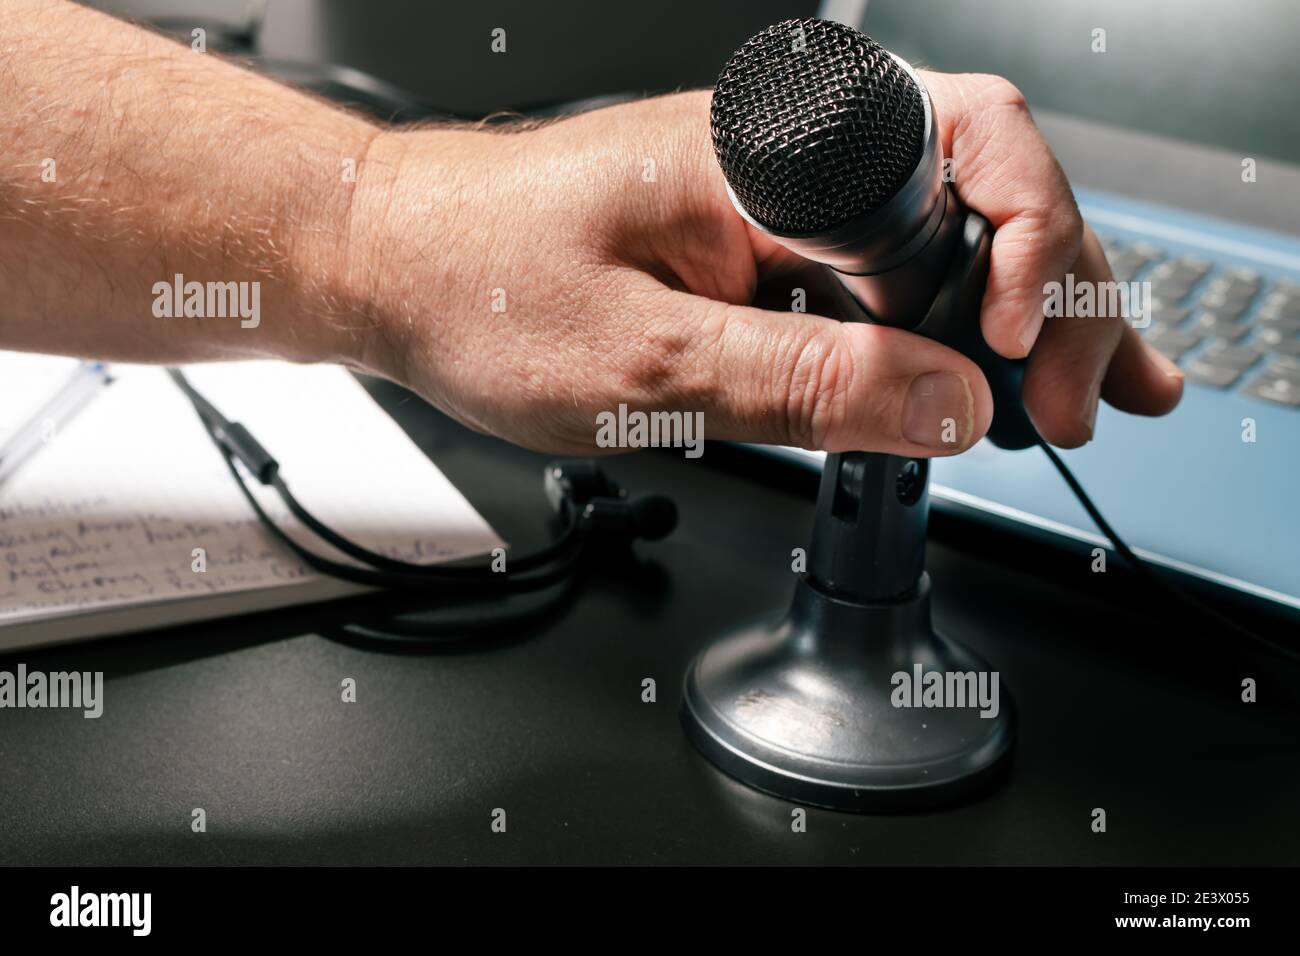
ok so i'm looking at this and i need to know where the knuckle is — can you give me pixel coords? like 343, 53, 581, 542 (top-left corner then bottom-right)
780, 328, 857, 449
1051, 203, 1086, 265
975, 74, 1027, 110
621, 327, 693, 400
617, 289, 711, 405
1010, 204, 1085, 273
948, 75, 1029, 165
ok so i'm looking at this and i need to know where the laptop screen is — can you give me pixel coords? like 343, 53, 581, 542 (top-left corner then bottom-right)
855, 0, 1300, 166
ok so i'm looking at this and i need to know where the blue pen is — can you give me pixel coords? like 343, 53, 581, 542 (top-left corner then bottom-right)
0, 361, 113, 487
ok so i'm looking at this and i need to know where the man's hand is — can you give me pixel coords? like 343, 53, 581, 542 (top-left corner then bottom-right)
350, 85, 1182, 456
1, 1, 1181, 456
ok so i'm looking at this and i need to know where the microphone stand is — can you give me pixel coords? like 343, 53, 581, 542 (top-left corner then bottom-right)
681, 210, 1017, 812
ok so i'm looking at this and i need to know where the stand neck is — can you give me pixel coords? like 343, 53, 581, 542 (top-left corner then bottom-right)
807, 451, 929, 603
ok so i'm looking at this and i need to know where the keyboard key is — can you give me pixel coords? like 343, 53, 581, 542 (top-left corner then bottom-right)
1198, 286, 1256, 312
1256, 315, 1300, 335
1261, 357, 1300, 381
1257, 292, 1300, 322
1243, 373, 1300, 407
1258, 290, 1300, 308
1203, 272, 1259, 294
1144, 320, 1175, 334
1211, 267, 1263, 295
1144, 303, 1190, 326
1266, 337, 1300, 358
1181, 339, 1259, 388
1192, 309, 1250, 338
1149, 277, 1195, 303
1255, 325, 1299, 347
1259, 309, 1300, 328
1200, 293, 1256, 313
1224, 266, 1262, 284
1170, 255, 1212, 280
1148, 261, 1188, 281
1197, 342, 1261, 368
1198, 305, 1245, 322
1273, 279, 1300, 299
1143, 327, 1202, 360
1184, 362, 1244, 388
1130, 241, 1164, 262
1109, 250, 1149, 282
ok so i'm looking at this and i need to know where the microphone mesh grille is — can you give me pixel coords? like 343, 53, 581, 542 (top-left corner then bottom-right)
711, 18, 926, 234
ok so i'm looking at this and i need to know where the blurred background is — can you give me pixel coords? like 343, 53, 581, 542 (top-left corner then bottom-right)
88, 0, 1299, 162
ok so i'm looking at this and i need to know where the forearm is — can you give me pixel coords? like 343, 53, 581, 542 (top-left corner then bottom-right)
0, 0, 395, 368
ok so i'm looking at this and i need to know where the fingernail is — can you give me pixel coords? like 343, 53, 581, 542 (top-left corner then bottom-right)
1145, 341, 1185, 381
1019, 311, 1046, 356
903, 372, 974, 449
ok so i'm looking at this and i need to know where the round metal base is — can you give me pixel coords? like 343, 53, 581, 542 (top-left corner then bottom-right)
682, 575, 1015, 812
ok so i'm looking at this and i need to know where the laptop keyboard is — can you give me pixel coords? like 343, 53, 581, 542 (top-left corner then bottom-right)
1097, 233, 1300, 408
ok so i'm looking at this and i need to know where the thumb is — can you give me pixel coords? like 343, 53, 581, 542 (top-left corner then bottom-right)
654, 290, 994, 456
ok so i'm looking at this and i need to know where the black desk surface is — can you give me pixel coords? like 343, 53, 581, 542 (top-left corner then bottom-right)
3, 379, 1298, 866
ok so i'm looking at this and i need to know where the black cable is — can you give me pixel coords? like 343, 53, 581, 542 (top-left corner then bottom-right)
268, 471, 579, 576
211, 439, 583, 595
168, 368, 587, 597
338, 575, 581, 644
166, 366, 684, 641
1038, 437, 1300, 666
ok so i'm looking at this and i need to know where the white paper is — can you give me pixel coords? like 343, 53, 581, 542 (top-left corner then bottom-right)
0, 357, 504, 647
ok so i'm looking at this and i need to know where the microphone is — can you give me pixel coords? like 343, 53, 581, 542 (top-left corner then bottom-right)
680, 19, 1018, 813
710, 17, 1036, 450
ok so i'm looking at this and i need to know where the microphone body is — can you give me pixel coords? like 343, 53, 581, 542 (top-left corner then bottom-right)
723, 56, 954, 329
712, 30, 1037, 449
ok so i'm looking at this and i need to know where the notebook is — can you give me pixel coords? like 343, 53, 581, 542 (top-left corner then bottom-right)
0, 354, 504, 652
